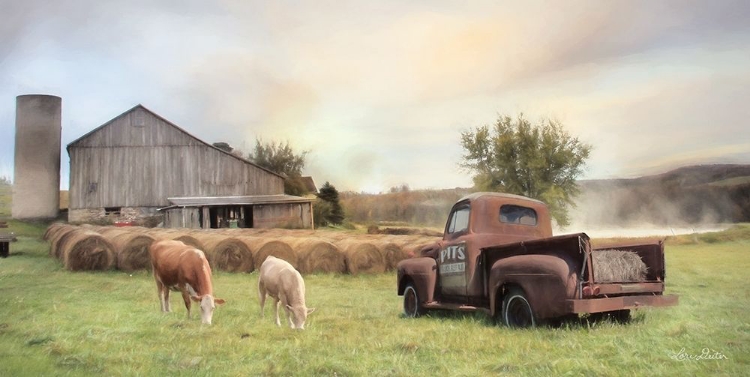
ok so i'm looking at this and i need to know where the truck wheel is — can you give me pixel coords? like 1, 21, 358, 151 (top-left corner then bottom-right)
403, 283, 424, 318
502, 287, 536, 328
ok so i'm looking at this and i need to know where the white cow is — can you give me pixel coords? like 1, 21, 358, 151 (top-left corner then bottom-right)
258, 256, 315, 329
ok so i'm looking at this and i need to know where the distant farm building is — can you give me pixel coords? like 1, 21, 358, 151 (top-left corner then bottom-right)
66, 105, 313, 229
299, 176, 318, 194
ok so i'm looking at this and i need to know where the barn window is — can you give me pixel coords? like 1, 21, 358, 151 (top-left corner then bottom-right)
104, 207, 121, 216
499, 205, 537, 226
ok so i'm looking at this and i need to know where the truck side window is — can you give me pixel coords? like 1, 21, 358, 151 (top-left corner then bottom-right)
499, 205, 537, 226
447, 205, 470, 234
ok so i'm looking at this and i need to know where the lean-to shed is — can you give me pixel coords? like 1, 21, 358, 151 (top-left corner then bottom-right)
161, 195, 314, 229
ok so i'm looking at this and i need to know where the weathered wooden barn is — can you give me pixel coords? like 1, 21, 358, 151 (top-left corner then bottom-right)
67, 104, 311, 228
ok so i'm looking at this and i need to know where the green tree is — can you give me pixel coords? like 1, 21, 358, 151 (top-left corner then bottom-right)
460, 114, 591, 226
312, 199, 332, 228
317, 181, 344, 225
248, 139, 309, 196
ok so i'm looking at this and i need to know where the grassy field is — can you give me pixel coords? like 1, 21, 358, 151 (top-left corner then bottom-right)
1, 219, 749, 376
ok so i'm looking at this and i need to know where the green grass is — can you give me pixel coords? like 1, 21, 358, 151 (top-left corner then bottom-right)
1, 226, 749, 376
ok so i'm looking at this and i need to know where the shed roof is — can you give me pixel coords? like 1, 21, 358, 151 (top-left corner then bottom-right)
162, 194, 312, 209
300, 176, 318, 193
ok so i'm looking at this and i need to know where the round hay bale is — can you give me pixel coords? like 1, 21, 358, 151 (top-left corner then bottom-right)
79, 224, 106, 232
61, 230, 116, 271
121, 226, 151, 233
592, 249, 648, 283
49, 224, 80, 259
377, 241, 408, 271
253, 238, 299, 269
110, 232, 155, 272
143, 228, 180, 240
172, 234, 206, 251
291, 238, 345, 274
98, 228, 131, 239
43, 222, 67, 241
397, 237, 441, 259
192, 234, 254, 273
319, 232, 352, 243
148, 230, 185, 240
338, 240, 386, 275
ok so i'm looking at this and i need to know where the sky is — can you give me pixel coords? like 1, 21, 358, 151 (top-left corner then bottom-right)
1, 0, 749, 193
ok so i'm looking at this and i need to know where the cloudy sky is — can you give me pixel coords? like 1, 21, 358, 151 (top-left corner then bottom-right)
1, 0, 749, 192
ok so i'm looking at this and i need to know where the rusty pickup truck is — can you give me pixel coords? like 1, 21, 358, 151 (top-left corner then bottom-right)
396, 192, 678, 327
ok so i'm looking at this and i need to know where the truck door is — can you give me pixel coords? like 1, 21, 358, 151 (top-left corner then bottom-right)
439, 203, 470, 298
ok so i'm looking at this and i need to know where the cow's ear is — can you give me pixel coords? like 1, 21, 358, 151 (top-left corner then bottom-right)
214, 298, 226, 305
190, 295, 202, 303
307, 307, 316, 315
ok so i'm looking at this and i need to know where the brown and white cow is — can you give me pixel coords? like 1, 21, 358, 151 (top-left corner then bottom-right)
258, 256, 315, 329
149, 240, 226, 325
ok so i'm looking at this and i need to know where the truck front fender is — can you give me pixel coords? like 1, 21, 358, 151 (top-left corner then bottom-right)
489, 254, 578, 319
397, 257, 437, 304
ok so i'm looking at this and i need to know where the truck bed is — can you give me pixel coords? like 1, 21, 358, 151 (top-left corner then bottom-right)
482, 233, 669, 298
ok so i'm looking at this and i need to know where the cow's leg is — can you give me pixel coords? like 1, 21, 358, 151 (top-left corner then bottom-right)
258, 280, 267, 318
163, 286, 172, 312
273, 298, 282, 326
155, 276, 170, 312
281, 296, 294, 328
181, 289, 192, 319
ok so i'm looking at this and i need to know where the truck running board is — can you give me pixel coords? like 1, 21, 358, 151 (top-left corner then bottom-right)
423, 302, 492, 315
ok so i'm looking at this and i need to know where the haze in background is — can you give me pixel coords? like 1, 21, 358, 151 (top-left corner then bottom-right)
2, 1, 749, 192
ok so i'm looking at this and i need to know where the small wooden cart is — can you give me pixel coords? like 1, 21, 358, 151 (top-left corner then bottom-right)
0, 221, 14, 258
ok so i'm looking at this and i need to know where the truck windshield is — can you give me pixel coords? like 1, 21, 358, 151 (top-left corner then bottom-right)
499, 205, 537, 226
447, 205, 470, 234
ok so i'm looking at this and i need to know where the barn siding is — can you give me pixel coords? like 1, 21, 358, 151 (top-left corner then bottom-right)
164, 207, 200, 228
68, 106, 284, 210
253, 203, 312, 229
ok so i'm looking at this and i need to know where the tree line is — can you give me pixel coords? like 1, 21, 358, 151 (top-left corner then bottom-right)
220, 112, 595, 228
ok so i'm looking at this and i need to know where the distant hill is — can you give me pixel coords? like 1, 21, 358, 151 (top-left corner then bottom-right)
341, 164, 750, 227
571, 164, 750, 227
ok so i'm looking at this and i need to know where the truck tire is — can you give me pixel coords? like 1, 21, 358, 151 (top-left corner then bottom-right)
502, 287, 536, 328
403, 283, 425, 318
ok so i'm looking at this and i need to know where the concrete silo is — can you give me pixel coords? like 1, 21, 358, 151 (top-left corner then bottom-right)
12, 94, 62, 219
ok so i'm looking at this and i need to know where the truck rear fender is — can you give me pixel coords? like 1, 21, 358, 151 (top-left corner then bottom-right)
489, 254, 579, 319
396, 257, 437, 303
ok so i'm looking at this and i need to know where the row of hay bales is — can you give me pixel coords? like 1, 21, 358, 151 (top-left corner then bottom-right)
44, 223, 441, 275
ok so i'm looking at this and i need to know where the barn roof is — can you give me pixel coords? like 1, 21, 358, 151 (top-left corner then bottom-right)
161, 194, 312, 209
66, 104, 284, 179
